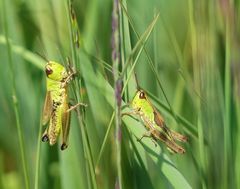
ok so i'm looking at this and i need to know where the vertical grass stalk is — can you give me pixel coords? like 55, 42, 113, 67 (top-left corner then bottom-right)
112, 0, 122, 188
223, 14, 232, 189
95, 112, 115, 168
66, 1, 97, 188
188, 1, 207, 188
72, 27, 98, 189
1, 0, 29, 189
34, 119, 43, 189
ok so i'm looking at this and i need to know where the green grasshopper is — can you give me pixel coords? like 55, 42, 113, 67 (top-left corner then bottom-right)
123, 89, 187, 154
42, 60, 85, 150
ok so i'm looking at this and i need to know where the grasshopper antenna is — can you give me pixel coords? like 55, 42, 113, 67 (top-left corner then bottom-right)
35, 36, 49, 62
134, 72, 141, 90
66, 56, 73, 67
35, 51, 49, 62
56, 46, 66, 65
66, 57, 75, 74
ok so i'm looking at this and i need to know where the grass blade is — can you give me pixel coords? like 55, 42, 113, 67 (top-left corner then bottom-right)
120, 13, 159, 78
2, 0, 29, 188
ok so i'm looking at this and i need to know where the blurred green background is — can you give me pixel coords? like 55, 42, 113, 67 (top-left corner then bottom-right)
0, 0, 239, 189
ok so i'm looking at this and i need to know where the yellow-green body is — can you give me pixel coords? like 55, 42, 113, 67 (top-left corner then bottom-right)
42, 61, 71, 150
130, 90, 187, 154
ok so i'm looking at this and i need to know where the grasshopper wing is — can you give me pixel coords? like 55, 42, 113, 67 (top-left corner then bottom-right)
61, 103, 71, 150
152, 130, 185, 154
42, 91, 53, 125
153, 110, 173, 139
153, 109, 187, 142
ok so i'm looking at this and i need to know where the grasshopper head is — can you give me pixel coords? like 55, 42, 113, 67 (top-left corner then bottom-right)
131, 90, 147, 110
45, 61, 68, 81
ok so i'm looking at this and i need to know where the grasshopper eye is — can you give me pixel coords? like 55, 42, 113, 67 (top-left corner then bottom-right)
139, 91, 146, 99
45, 66, 53, 76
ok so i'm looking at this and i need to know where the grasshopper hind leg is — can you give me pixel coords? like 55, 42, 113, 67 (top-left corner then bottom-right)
153, 130, 186, 154
60, 102, 87, 150
170, 130, 188, 143
61, 103, 71, 150
162, 137, 185, 154
41, 128, 49, 142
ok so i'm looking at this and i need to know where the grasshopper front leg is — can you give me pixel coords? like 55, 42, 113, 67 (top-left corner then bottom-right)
121, 112, 135, 117
61, 69, 77, 88
121, 111, 140, 121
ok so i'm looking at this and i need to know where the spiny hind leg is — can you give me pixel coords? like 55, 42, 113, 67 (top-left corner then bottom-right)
158, 133, 185, 154
170, 130, 188, 142
61, 106, 71, 150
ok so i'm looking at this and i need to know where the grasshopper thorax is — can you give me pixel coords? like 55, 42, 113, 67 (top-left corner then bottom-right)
45, 61, 68, 81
